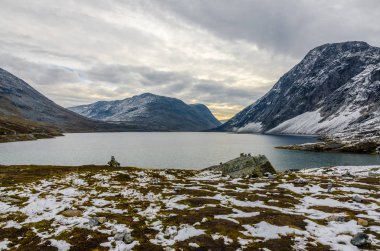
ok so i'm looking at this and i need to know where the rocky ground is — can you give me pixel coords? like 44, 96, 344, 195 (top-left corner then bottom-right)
276, 130, 380, 154
0, 165, 379, 251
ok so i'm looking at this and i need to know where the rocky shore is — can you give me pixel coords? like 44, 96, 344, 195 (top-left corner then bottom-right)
276, 130, 380, 154
0, 164, 379, 250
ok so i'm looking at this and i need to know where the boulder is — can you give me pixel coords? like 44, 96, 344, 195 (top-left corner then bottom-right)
351, 233, 371, 247
61, 209, 82, 217
353, 195, 364, 203
357, 218, 369, 227
326, 215, 346, 222
97, 217, 107, 224
115, 231, 134, 244
205, 154, 276, 178
88, 218, 99, 227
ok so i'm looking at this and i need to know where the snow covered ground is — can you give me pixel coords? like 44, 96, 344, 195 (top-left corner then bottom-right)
0, 165, 379, 250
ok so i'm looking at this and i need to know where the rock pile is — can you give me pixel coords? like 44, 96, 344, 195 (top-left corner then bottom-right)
205, 154, 277, 178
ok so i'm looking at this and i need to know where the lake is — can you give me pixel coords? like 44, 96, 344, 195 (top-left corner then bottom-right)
1, 132, 380, 171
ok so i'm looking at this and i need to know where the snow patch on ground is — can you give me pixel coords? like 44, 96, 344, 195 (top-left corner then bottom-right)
242, 221, 307, 240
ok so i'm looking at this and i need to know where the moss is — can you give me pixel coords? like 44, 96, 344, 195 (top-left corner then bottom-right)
174, 234, 240, 251
236, 209, 307, 230
246, 236, 295, 251
56, 228, 109, 251
113, 173, 132, 183
177, 198, 220, 207
163, 206, 234, 226
201, 218, 246, 240
0, 226, 56, 251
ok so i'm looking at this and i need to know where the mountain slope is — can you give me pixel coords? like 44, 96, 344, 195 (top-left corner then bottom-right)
218, 41, 380, 135
69, 93, 221, 131
0, 68, 129, 133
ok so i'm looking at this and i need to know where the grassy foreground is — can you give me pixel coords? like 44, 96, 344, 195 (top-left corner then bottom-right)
0, 165, 379, 250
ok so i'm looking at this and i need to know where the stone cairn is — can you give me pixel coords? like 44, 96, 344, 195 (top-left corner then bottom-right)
108, 156, 120, 167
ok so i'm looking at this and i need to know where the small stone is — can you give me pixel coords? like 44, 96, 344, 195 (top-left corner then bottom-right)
97, 217, 107, 224
326, 215, 345, 222
115, 231, 134, 244
327, 182, 333, 193
61, 209, 82, 217
114, 232, 125, 241
342, 171, 352, 177
352, 195, 363, 203
294, 178, 308, 184
350, 232, 371, 247
123, 232, 134, 244
88, 218, 99, 227
357, 218, 369, 227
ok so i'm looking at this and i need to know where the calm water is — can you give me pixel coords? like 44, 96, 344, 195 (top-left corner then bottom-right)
1, 132, 380, 171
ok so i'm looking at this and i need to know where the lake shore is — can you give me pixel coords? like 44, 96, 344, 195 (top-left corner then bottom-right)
0, 164, 379, 250
276, 132, 380, 155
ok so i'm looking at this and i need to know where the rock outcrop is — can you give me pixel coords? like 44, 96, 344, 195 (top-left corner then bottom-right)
205, 154, 277, 178
276, 131, 380, 154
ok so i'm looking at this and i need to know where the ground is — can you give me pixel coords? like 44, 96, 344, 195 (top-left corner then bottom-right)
0, 165, 379, 251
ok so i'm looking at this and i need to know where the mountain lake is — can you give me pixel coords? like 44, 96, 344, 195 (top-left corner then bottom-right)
1, 132, 380, 171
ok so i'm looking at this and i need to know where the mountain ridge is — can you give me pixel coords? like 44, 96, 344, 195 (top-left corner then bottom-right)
216, 41, 380, 135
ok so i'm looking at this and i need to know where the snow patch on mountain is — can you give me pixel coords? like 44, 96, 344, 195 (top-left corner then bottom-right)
268, 105, 364, 135
234, 122, 263, 133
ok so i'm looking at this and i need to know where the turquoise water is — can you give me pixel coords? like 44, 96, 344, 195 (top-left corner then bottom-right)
1, 132, 380, 171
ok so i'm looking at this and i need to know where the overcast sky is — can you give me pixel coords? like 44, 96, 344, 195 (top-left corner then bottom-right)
1, 0, 380, 119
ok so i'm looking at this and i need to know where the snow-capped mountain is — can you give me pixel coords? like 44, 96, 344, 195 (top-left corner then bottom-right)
69, 93, 221, 131
0, 68, 128, 133
217, 41, 380, 135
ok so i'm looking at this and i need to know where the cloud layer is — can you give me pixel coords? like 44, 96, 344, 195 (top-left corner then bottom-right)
1, 0, 379, 119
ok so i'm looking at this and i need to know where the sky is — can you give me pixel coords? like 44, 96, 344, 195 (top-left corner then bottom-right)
1, 0, 380, 120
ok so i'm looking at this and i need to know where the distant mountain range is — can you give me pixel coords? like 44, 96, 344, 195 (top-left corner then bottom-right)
217, 41, 380, 135
2, 40, 379, 140
69, 93, 221, 131
0, 68, 220, 139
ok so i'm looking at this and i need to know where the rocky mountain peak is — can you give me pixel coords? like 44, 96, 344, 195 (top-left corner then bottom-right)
217, 41, 380, 135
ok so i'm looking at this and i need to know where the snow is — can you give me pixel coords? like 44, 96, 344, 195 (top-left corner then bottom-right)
277, 183, 326, 194
305, 220, 362, 251
49, 239, 71, 251
174, 225, 205, 241
0, 240, 10, 251
242, 222, 306, 240
235, 122, 263, 133
100, 240, 139, 251
301, 165, 380, 177
151, 225, 205, 246
267, 104, 365, 135
0, 201, 19, 214
188, 242, 200, 248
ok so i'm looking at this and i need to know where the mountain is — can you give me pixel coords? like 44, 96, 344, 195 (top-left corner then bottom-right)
69, 93, 221, 131
0, 68, 129, 135
217, 41, 380, 135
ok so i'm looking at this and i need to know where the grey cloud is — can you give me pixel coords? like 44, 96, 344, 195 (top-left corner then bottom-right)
160, 0, 380, 57
0, 54, 80, 85
84, 63, 266, 106
1, 0, 379, 118
0, 55, 265, 112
